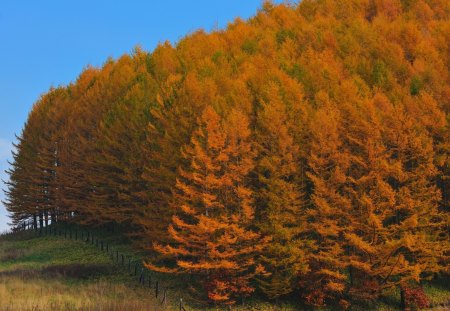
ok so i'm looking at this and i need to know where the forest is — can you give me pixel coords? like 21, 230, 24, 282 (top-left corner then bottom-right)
4, 0, 449, 308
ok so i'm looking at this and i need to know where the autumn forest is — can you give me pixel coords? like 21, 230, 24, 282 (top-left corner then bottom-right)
4, 0, 449, 308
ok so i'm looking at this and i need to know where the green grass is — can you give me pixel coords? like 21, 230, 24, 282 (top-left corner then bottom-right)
0, 228, 167, 310
424, 278, 450, 307
1, 227, 448, 310
0, 235, 109, 270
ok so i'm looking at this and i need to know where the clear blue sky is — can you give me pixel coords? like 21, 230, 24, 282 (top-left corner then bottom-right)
0, 0, 279, 232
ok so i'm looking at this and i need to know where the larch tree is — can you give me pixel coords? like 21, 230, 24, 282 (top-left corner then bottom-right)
332, 93, 395, 302
302, 103, 351, 307
55, 66, 103, 225
13, 91, 62, 229
87, 50, 157, 231
374, 94, 449, 300
254, 83, 309, 299
4, 129, 37, 227
146, 106, 267, 304
139, 43, 188, 246
82, 56, 138, 226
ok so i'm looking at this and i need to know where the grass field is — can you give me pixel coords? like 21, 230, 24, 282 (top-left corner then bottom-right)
0, 226, 448, 310
0, 229, 165, 311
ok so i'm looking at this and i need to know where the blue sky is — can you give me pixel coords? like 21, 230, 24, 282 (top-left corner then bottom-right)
0, 0, 279, 232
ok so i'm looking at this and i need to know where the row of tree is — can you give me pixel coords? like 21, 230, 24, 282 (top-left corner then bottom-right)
5, 0, 449, 307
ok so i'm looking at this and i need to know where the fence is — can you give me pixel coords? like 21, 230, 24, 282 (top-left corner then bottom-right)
2, 220, 189, 311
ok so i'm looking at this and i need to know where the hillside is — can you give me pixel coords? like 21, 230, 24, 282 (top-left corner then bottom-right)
0, 229, 164, 310
3, 0, 450, 308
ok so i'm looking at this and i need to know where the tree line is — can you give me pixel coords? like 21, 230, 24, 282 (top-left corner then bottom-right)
4, 0, 449, 307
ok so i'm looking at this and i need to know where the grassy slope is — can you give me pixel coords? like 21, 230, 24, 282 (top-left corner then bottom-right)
0, 229, 163, 311
0, 227, 448, 311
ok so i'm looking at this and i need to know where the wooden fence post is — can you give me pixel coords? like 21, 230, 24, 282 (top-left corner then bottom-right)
160, 287, 167, 305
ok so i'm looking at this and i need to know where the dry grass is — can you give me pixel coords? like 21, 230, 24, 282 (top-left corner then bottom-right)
0, 231, 170, 310
0, 274, 164, 311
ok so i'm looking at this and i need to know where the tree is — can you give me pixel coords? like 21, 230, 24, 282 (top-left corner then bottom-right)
374, 94, 448, 299
254, 83, 309, 299
86, 49, 157, 232
301, 104, 351, 307
147, 107, 267, 304
4, 131, 36, 227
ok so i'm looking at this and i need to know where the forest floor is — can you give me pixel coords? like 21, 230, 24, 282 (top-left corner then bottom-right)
0, 227, 448, 311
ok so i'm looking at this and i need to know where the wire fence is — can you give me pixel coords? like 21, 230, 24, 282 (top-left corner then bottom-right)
1, 220, 189, 311
4, 220, 450, 311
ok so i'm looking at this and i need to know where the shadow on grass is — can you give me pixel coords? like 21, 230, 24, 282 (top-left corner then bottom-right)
42, 263, 115, 279
0, 247, 29, 262
0, 264, 114, 280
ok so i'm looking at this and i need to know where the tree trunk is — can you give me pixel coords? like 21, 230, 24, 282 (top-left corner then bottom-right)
51, 212, 57, 224
349, 265, 354, 287
400, 286, 406, 310
33, 214, 37, 230
39, 212, 44, 230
